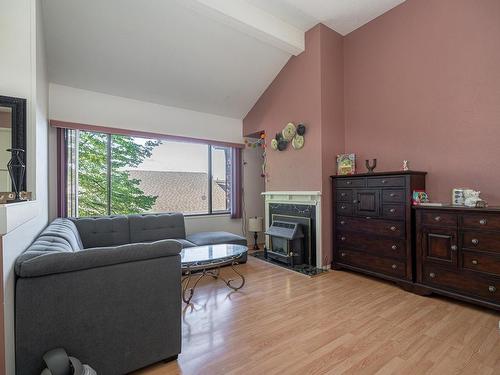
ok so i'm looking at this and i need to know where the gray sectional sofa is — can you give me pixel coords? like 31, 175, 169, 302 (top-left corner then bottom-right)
15, 213, 247, 375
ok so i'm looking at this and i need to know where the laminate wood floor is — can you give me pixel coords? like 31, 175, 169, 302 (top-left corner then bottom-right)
134, 257, 500, 375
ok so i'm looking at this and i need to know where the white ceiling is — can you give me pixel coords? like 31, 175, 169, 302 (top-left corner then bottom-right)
42, 0, 406, 119
248, 0, 407, 35
42, 0, 291, 119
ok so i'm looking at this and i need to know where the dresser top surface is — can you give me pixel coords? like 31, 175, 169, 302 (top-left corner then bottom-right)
413, 205, 500, 213
330, 170, 427, 179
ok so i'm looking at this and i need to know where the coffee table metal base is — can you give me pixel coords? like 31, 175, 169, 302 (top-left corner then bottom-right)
181, 261, 245, 304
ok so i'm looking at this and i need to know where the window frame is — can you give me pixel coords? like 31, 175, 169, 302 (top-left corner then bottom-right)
66, 129, 233, 217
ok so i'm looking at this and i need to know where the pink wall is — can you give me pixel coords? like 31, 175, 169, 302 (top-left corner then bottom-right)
320, 27, 344, 266
243, 24, 344, 265
345, 0, 500, 204
244, 25, 323, 191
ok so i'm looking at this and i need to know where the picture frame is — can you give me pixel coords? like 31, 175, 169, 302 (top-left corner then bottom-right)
336, 153, 356, 175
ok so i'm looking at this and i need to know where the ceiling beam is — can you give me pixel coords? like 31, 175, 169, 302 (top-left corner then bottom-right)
179, 0, 305, 56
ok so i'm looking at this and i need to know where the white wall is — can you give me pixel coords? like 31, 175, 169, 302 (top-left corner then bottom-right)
48, 84, 265, 241
0, 0, 49, 373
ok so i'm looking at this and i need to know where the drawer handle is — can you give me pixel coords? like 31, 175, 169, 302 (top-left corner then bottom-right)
341, 205, 346, 209
389, 208, 396, 213
341, 252, 346, 257
391, 245, 398, 250
429, 272, 436, 278
480, 218, 487, 225
434, 216, 441, 222
489, 286, 496, 293
472, 259, 478, 265
451, 245, 457, 251
352, 200, 358, 204
341, 193, 346, 197
390, 193, 396, 197
382, 180, 387, 184
346, 181, 352, 185
340, 236, 346, 241
340, 220, 346, 225
390, 226, 397, 232
391, 264, 397, 269
472, 238, 479, 245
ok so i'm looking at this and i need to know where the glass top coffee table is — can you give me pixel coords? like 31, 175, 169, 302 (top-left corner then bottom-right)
181, 244, 247, 304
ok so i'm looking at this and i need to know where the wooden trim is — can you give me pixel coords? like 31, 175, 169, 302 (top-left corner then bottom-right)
49, 120, 245, 149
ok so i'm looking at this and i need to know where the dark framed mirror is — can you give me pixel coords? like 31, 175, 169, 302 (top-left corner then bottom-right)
0, 95, 27, 193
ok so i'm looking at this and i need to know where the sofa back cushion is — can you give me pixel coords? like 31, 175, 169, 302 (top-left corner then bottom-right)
129, 213, 186, 243
15, 218, 83, 275
70, 215, 130, 248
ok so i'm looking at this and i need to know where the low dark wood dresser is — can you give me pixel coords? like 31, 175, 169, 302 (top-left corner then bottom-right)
331, 171, 426, 286
415, 206, 500, 310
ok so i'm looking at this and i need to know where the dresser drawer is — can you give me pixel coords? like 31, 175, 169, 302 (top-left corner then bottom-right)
367, 176, 405, 188
463, 250, 500, 276
463, 214, 500, 231
336, 190, 352, 202
382, 204, 405, 220
423, 264, 500, 304
337, 216, 405, 238
463, 231, 500, 254
336, 232, 406, 259
336, 203, 353, 216
382, 189, 405, 203
421, 211, 458, 227
337, 249, 406, 278
336, 178, 365, 188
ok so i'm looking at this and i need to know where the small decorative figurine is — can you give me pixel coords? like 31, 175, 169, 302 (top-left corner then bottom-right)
402, 160, 409, 171
412, 190, 429, 206
365, 159, 377, 173
463, 190, 486, 208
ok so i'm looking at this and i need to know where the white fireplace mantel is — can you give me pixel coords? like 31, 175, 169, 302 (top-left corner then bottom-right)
261, 191, 321, 203
261, 191, 325, 269
0, 201, 40, 236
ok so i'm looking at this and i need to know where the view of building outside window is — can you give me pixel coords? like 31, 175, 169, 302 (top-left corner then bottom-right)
66, 130, 232, 217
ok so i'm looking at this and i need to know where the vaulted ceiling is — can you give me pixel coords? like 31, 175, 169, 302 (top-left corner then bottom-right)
42, 0, 406, 119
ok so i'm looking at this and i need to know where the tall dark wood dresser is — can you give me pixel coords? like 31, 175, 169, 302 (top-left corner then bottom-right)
331, 171, 426, 285
415, 206, 500, 310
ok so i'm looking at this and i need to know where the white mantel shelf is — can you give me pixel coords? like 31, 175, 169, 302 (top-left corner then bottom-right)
0, 200, 39, 236
261, 191, 321, 203
262, 191, 321, 196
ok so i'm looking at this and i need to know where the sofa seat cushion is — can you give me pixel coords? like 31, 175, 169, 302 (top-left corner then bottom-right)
186, 231, 247, 247
129, 213, 186, 243
70, 216, 130, 248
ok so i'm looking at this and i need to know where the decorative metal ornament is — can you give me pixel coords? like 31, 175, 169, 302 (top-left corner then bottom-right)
6, 148, 26, 203
402, 160, 409, 171
292, 135, 304, 150
282, 122, 296, 141
296, 123, 306, 136
365, 158, 377, 173
277, 139, 288, 151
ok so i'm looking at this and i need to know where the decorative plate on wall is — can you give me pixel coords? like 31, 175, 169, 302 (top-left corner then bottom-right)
282, 122, 296, 141
292, 135, 304, 150
270, 138, 278, 150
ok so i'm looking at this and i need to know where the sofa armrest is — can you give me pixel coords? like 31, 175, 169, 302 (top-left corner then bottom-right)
16, 239, 182, 278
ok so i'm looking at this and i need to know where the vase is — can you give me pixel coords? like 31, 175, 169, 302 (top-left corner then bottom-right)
6, 148, 26, 203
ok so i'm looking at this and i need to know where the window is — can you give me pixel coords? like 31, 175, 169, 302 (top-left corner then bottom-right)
65, 129, 234, 217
